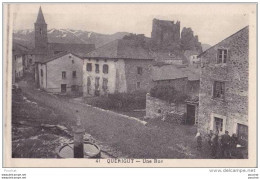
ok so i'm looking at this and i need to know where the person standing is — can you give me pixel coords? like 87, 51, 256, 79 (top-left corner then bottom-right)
207, 130, 213, 146
195, 132, 202, 151
210, 132, 218, 158
222, 131, 231, 158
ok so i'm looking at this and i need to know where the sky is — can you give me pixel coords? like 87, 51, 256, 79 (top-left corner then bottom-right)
9, 3, 255, 46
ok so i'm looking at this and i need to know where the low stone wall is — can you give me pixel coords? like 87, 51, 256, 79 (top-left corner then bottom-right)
146, 93, 186, 119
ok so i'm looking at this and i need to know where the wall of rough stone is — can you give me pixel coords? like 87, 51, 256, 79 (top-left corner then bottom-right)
151, 19, 180, 48
124, 59, 153, 93
187, 80, 200, 97
146, 93, 186, 119
198, 27, 248, 135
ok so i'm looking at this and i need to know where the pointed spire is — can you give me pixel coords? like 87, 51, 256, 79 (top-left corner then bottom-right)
35, 6, 46, 24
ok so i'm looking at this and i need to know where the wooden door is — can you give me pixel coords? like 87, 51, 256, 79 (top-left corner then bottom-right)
61, 84, 67, 93
186, 104, 195, 125
237, 124, 248, 146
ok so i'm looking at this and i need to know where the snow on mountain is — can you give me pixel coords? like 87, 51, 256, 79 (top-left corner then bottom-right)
13, 29, 34, 35
13, 28, 129, 48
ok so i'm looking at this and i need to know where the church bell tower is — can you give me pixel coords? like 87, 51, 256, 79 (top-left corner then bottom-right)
34, 7, 48, 51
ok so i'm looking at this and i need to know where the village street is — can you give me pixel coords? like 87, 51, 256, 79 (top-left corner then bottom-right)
16, 79, 210, 159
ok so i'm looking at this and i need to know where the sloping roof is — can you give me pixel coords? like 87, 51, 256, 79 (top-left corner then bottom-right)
152, 65, 188, 81
38, 51, 82, 64
13, 42, 29, 55
35, 7, 46, 24
85, 39, 153, 60
198, 26, 249, 58
30, 48, 48, 55
152, 64, 200, 81
181, 66, 200, 81
151, 51, 183, 61
48, 43, 95, 57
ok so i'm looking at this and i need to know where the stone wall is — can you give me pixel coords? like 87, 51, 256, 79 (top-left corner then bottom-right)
124, 59, 153, 93
198, 27, 248, 135
181, 27, 202, 53
151, 18, 180, 50
146, 93, 185, 119
187, 80, 200, 97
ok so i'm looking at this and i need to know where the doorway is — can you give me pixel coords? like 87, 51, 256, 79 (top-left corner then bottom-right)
186, 104, 195, 125
237, 124, 248, 146
61, 84, 67, 93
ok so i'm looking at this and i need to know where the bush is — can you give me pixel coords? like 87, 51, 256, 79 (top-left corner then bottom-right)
150, 84, 188, 104
108, 91, 146, 110
85, 91, 147, 110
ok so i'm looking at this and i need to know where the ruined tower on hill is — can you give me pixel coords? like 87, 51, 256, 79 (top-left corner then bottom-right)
151, 18, 181, 51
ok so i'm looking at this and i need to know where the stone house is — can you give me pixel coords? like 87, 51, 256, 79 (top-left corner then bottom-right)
36, 52, 83, 94
12, 42, 29, 83
13, 54, 24, 82
151, 52, 184, 65
82, 39, 153, 96
148, 64, 200, 125
197, 26, 248, 146
151, 64, 200, 96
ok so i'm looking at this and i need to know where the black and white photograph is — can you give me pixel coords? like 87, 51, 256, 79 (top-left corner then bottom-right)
3, 2, 257, 168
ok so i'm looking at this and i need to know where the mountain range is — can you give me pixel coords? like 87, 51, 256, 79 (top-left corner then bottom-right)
13, 28, 211, 52
13, 28, 130, 49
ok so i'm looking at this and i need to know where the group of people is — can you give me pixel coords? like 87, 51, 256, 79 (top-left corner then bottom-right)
195, 130, 239, 159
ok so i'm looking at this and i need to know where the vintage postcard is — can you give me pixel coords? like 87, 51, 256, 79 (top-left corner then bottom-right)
3, 3, 257, 167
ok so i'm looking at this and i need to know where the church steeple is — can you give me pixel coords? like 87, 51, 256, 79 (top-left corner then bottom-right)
36, 6, 46, 24
34, 6, 48, 52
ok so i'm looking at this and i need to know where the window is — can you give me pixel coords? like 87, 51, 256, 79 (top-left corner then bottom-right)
40, 69, 43, 77
61, 84, 67, 93
29, 59, 32, 64
95, 77, 100, 96
213, 81, 225, 99
87, 77, 91, 94
86, 63, 92, 72
95, 64, 99, 73
136, 82, 141, 89
72, 60, 74, 64
137, 67, 143, 75
214, 117, 223, 132
95, 77, 100, 90
102, 78, 108, 91
103, 64, 109, 74
72, 71, 77, 78
217, 49, 228, 64
62, 71, 66, 79
40, 28, 42, 34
